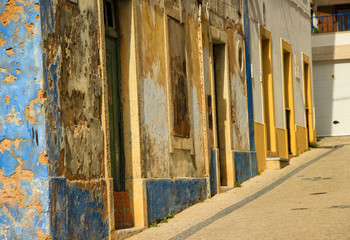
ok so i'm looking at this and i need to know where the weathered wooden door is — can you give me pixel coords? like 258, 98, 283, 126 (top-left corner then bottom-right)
104, 0, 125, 191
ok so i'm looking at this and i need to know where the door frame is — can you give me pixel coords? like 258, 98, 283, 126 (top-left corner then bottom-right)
302, 53, 315, 144
259, 25, 277, 157
209, 27, 235, 188
281, 39, 296, 156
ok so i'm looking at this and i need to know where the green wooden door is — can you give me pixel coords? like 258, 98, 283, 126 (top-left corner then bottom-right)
104, 0, 124, 191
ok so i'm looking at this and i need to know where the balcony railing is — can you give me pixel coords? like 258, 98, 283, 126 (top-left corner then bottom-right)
312, 13, 350, 33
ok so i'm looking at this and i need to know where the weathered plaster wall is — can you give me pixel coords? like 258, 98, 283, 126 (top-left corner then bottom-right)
208, 0, 242, 29
119, 0, 255, 226
249, 0, 313, 128
227, 25, 250, 151
207, 0, 256, 182
43, 1, 105, 180
138, 0, 171, 179
0, 0, 51, 238
130, 0, 213, 224
40, 0, 109, 238
135, 0, 206, 179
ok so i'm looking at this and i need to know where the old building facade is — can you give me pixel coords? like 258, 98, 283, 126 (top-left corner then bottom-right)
248, 0, 316, 170
0, 0, 316, 239
0, 0, 257, 239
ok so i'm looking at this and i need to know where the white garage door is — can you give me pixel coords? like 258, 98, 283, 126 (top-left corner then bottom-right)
313, 61, 350, 136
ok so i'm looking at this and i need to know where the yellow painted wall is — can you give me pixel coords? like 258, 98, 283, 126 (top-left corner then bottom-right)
296, 125, 308, 155
275, 127, 288, 159
254, 122, 266, 171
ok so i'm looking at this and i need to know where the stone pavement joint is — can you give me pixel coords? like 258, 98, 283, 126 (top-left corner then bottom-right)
169, 145, 342, 240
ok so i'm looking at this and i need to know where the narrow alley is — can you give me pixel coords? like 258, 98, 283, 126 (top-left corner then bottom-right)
128, 136, 350, 240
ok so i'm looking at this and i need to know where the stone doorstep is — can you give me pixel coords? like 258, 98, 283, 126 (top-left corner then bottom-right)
265, 158, 290, 170
219, 186, 234, 193
111, 227, 145, 240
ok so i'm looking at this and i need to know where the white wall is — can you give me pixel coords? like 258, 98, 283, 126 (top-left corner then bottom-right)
312, 31, 350, 47
249, 0, 313, 128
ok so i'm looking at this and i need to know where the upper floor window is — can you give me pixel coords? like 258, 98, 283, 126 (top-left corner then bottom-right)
313, 4, 350, 33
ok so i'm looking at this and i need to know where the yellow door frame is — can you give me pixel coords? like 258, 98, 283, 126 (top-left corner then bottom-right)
281, 39, 296, 156
260, 25, 277, 157
302, 53, 315, 144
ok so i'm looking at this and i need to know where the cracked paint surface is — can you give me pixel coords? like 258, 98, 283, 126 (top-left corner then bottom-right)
39, 0, 109, 238
0, 0, 50, 239
1, 0, 109, 239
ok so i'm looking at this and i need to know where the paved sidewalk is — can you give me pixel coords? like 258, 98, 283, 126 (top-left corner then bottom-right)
128, 137, 350, 240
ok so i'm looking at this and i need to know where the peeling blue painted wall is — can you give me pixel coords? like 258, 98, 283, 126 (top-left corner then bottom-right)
39, 0, 110, 239
66, 181, 109, 240
49, 179, 109, 240
146, 178, 207, 224
234, 151, 258, 183
0, 0, 50, 239
238, 0, 258, 182
39, 0, 62, 178
209, 149, 218, 196
1, 0, 110, 239
243, 0, 256, 153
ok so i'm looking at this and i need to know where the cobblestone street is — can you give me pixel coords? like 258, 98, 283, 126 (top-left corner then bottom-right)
129, 137, 350, 240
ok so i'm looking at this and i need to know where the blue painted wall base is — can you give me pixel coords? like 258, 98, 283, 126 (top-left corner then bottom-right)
234, 151, 258, 183
50, 177, 109, 240
146, 178, 207, 224
209, 149, 218, 196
